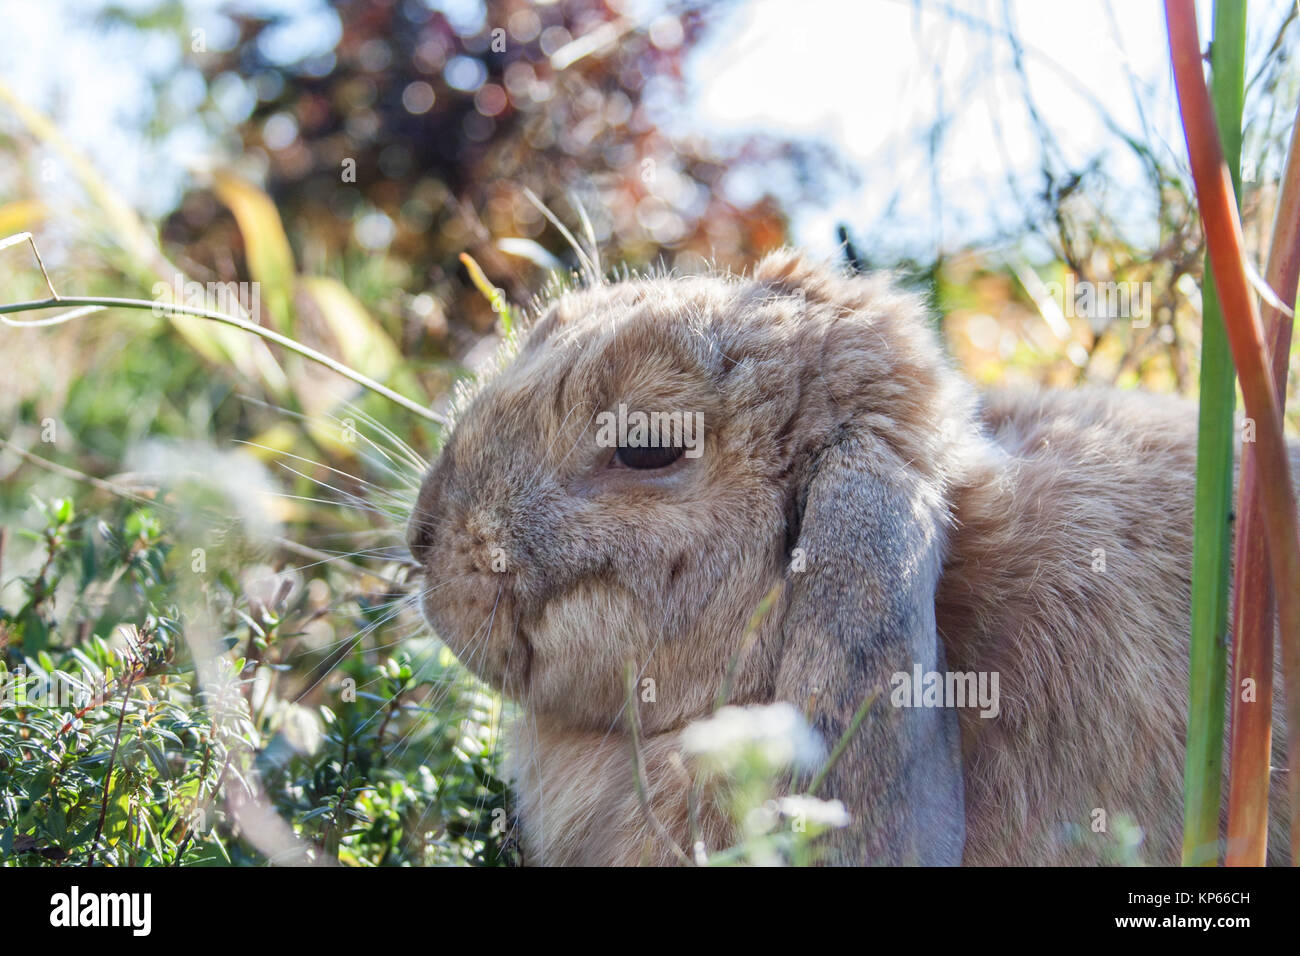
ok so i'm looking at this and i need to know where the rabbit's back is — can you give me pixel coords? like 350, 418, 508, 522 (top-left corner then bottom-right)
940, 386, 1292, 864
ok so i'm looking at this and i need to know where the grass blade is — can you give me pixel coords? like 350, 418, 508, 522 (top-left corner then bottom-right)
1181, 0, 1245, 868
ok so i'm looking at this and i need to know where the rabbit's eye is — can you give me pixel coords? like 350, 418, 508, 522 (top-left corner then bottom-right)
614, 444, 684, 470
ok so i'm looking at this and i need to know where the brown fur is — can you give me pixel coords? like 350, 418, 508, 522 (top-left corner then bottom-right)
407, 250, 1292, 865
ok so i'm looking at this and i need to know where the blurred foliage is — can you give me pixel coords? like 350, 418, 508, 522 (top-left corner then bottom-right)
162, 0, 812, 362
1, 494, 513, 866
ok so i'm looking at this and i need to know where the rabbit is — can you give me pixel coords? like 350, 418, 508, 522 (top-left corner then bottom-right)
406, 248, 1294, 866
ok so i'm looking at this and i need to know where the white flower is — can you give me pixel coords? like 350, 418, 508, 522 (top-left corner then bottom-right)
681, 702, 825, 772
280, 702, 323, 755
778, 795, 851, 829
126, 439, 280, 543
744, 800, 781, 835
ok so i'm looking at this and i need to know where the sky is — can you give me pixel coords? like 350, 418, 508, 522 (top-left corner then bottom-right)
687, 0, 1175, 254
680, 0, 1297, 257
1, 0, 1297, 264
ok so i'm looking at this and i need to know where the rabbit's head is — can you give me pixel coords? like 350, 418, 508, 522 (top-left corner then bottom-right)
408, 251, 976, 747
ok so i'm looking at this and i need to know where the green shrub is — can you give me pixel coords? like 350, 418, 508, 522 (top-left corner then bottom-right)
0, 494, 514, 866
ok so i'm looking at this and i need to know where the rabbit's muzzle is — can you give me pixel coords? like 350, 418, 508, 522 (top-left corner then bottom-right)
408, 485, 538, 694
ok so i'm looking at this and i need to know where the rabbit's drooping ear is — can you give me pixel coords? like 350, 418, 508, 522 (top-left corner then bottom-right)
779, 435, 966, 865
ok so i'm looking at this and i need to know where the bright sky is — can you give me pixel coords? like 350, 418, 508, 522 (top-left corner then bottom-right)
681, 0, 1297, 257
1, 0, 1296, 265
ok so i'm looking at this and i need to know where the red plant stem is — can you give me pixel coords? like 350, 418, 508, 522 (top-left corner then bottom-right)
1226, 101, 1300, 866
1167, 0, 1300, 865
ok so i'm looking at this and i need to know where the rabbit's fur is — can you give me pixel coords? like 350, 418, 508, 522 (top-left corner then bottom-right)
407, 249, 1294, 865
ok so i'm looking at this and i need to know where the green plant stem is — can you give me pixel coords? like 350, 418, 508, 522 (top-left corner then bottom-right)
808, 690, 877, 797
1182, 0, 1246, 869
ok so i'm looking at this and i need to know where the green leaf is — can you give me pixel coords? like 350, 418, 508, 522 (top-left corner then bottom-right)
47, 802, 67, 843
142, 742, 171, 778
102, 771, 133, 846
147, 726, 184, 747
26, 769, 52, 801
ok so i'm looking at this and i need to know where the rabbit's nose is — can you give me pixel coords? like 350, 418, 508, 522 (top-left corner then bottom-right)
465, 509, 506, 546
406, 512, 436, 565
460, 510, 511, 571
409, 465, 450, 565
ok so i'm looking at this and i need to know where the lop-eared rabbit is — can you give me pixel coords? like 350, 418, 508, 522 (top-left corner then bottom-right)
407, 250, 1294, 865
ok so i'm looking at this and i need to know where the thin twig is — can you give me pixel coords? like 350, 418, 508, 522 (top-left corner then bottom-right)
623, 662, 693, 866
0, 232, 58, 298
0, 292, 445, 426
808, 690, 879, 796
87, 641, 141, 866
713, 582, 782, 711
